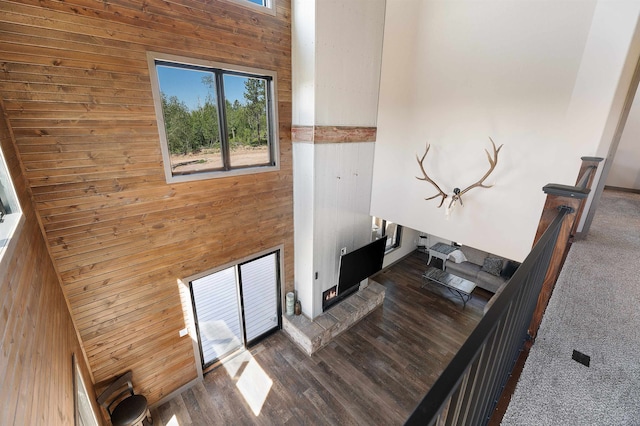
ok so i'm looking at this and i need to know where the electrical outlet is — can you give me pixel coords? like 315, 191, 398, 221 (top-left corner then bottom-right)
341, 247, 347, 255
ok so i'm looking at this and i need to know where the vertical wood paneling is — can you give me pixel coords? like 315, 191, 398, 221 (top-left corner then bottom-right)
0, 100, 101, 424
311, 142, 375, 316
292, 140, 376, 317
314, 143, 340, 312
0, 0, 292, 406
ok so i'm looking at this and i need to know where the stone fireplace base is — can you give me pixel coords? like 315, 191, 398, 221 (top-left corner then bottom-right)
282, 280, 385, 355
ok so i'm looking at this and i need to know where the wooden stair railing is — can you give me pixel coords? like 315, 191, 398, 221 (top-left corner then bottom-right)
404, 155, 604, 426
571, 157, 604, 239
527, 156, 603, 341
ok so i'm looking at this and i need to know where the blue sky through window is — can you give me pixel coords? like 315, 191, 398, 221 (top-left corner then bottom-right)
157, 65, 249, 111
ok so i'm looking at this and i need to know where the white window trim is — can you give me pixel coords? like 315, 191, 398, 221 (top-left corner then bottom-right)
73, 353, 100, 426
147, 52, 280, 184
0, 213, 25, 264
0, 145, 23, 265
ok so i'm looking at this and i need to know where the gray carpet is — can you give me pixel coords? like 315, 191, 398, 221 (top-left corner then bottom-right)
502, 189, 640, 425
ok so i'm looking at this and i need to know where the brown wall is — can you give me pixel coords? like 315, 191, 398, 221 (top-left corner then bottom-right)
0, 0, 293, 404
0, 99, 101, 424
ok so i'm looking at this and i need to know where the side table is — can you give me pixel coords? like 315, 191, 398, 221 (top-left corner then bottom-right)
427, 242, 459, 270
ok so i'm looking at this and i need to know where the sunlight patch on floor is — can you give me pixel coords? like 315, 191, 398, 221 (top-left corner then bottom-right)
235, 356, 273, 416
221, 348, 251, 379
176, 277, 273, 417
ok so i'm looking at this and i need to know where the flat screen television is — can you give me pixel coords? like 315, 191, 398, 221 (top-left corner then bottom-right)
323, 236, 388, 312
338, 236, 387, 295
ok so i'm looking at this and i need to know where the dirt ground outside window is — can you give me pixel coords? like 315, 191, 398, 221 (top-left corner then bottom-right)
170, 146, 270, 173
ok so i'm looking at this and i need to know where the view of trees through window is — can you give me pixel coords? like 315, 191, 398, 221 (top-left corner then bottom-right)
156, 63, 272, 175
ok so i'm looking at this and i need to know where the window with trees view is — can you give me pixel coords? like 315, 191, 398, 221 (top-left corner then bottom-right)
245, 0, 270, 7
148, 53, 278, 182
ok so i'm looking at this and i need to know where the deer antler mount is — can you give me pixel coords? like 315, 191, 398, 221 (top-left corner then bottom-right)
416, 138, 503, 210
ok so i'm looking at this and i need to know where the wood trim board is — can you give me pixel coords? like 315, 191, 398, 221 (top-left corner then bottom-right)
292, 125, 377, 143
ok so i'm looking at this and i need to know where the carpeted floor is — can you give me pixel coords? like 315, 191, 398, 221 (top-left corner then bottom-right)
502, 189, 640, 425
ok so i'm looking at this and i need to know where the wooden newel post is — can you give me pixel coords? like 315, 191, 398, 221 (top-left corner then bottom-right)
528, 184, 589, 341
571, 156, 604, 238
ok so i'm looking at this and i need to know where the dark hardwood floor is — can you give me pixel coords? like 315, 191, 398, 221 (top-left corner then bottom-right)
150, 251, 489, 425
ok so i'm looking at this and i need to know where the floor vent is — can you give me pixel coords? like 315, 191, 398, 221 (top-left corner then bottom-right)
572, 349, 591, 367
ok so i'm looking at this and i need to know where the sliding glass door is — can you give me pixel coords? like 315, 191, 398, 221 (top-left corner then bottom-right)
191, 266, 244, 365
239, 253, 279, 343
190, 251, 281, 368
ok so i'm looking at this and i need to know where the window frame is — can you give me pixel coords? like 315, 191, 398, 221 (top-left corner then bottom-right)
180, 246, 283, 376
73, 353, 99, 426
147, 52, 280, 183
222, 0, 275, 16
372, 217, 403, 253
0, 144, 23, 264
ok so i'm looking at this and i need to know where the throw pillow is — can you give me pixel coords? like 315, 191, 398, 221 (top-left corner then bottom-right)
500, 260, 521, 279
482, 257, 503, 277
448, 249, 468, 264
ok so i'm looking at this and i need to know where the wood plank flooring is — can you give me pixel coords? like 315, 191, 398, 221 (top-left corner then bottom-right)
150, 251, 490, 425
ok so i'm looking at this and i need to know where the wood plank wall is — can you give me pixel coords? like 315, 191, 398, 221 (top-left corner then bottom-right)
0, 0, 293, 405
0, 99, 102, 424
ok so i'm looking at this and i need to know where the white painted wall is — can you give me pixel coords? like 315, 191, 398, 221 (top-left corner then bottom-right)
292, 0, 385, 127
291, 0, 386, 319
372, 0, 640, 262
312, 142, 375, 316
315, 0, 386, 126
608, 85, 640, 190
568, 1, 640, 229
293, 142, 376, 318
293, 143, 315, 315
292, 0, 315, 126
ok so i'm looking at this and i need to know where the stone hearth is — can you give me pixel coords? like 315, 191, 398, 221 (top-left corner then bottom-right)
282, 280, 385, 355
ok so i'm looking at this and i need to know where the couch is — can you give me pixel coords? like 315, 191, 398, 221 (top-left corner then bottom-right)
445, 245, 519, 293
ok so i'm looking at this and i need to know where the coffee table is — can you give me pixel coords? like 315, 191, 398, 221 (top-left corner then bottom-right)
427, 242, 459, 270
422, 267, 476, 308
